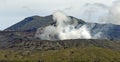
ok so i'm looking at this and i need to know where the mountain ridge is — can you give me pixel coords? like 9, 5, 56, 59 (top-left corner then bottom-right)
4, 14, 120, 40
5, 15, 53, 31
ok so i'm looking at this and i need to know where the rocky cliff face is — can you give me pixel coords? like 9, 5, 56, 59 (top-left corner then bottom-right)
0, 32, 120, 50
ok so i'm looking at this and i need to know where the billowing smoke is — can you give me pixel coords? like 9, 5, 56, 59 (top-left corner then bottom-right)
35, 0, 120, 40
35, 11, 92, 40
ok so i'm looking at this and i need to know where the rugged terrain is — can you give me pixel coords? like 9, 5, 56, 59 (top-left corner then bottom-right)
0, 14, 120, 62
0, 31, 120, 62
0, 31, 120, 50
4, 15, 120, 40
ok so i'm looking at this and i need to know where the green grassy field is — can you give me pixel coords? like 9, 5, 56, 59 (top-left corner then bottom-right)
0, 46, 120, 62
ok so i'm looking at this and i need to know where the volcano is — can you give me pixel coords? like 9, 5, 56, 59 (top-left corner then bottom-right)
4, 11, 120, 40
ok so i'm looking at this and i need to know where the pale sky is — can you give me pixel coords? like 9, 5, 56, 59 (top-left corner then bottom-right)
0, 0, 116, 30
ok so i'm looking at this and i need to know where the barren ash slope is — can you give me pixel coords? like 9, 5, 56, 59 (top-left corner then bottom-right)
0, 11, 120, 62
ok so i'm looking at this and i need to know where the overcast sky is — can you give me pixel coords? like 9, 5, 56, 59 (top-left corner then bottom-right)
0, 0, 116, 30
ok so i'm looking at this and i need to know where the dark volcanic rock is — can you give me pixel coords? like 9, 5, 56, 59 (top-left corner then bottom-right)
5, 15, 85, 32
0, 31, 120, 50
4, 15, 120, 40
5, 15, 53, 32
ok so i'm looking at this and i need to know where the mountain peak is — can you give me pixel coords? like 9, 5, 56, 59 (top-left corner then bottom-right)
25, 15, 41, 20
5, 15, 54, 31
5, 14, 83, 32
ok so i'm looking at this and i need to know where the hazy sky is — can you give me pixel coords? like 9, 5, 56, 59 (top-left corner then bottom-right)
0, 0, 116, 30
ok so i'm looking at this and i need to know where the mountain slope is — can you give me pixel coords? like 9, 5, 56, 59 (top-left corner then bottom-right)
5, 15, 53, 31
86, 23, 120, 39
0, 31, 120, 50
5, 15, 85, 32
4, 14, 120, 40
0, 31, 120, 62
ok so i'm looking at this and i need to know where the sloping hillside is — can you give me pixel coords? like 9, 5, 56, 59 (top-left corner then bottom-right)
5, 15, 53, 31
0, 43, 120, 62
0, 31, 120, 50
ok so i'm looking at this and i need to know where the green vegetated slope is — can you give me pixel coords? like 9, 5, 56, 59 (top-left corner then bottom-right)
0, 42, 120, 62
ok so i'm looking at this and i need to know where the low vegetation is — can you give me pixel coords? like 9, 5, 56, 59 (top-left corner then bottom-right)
0, 46, 120, 62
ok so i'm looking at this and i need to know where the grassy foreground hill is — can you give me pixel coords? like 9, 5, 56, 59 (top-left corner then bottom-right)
0, 39, 120, 62
0, 46, 120, 62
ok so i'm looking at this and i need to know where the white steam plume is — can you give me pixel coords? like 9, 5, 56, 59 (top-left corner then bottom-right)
35, 11, 92, 40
